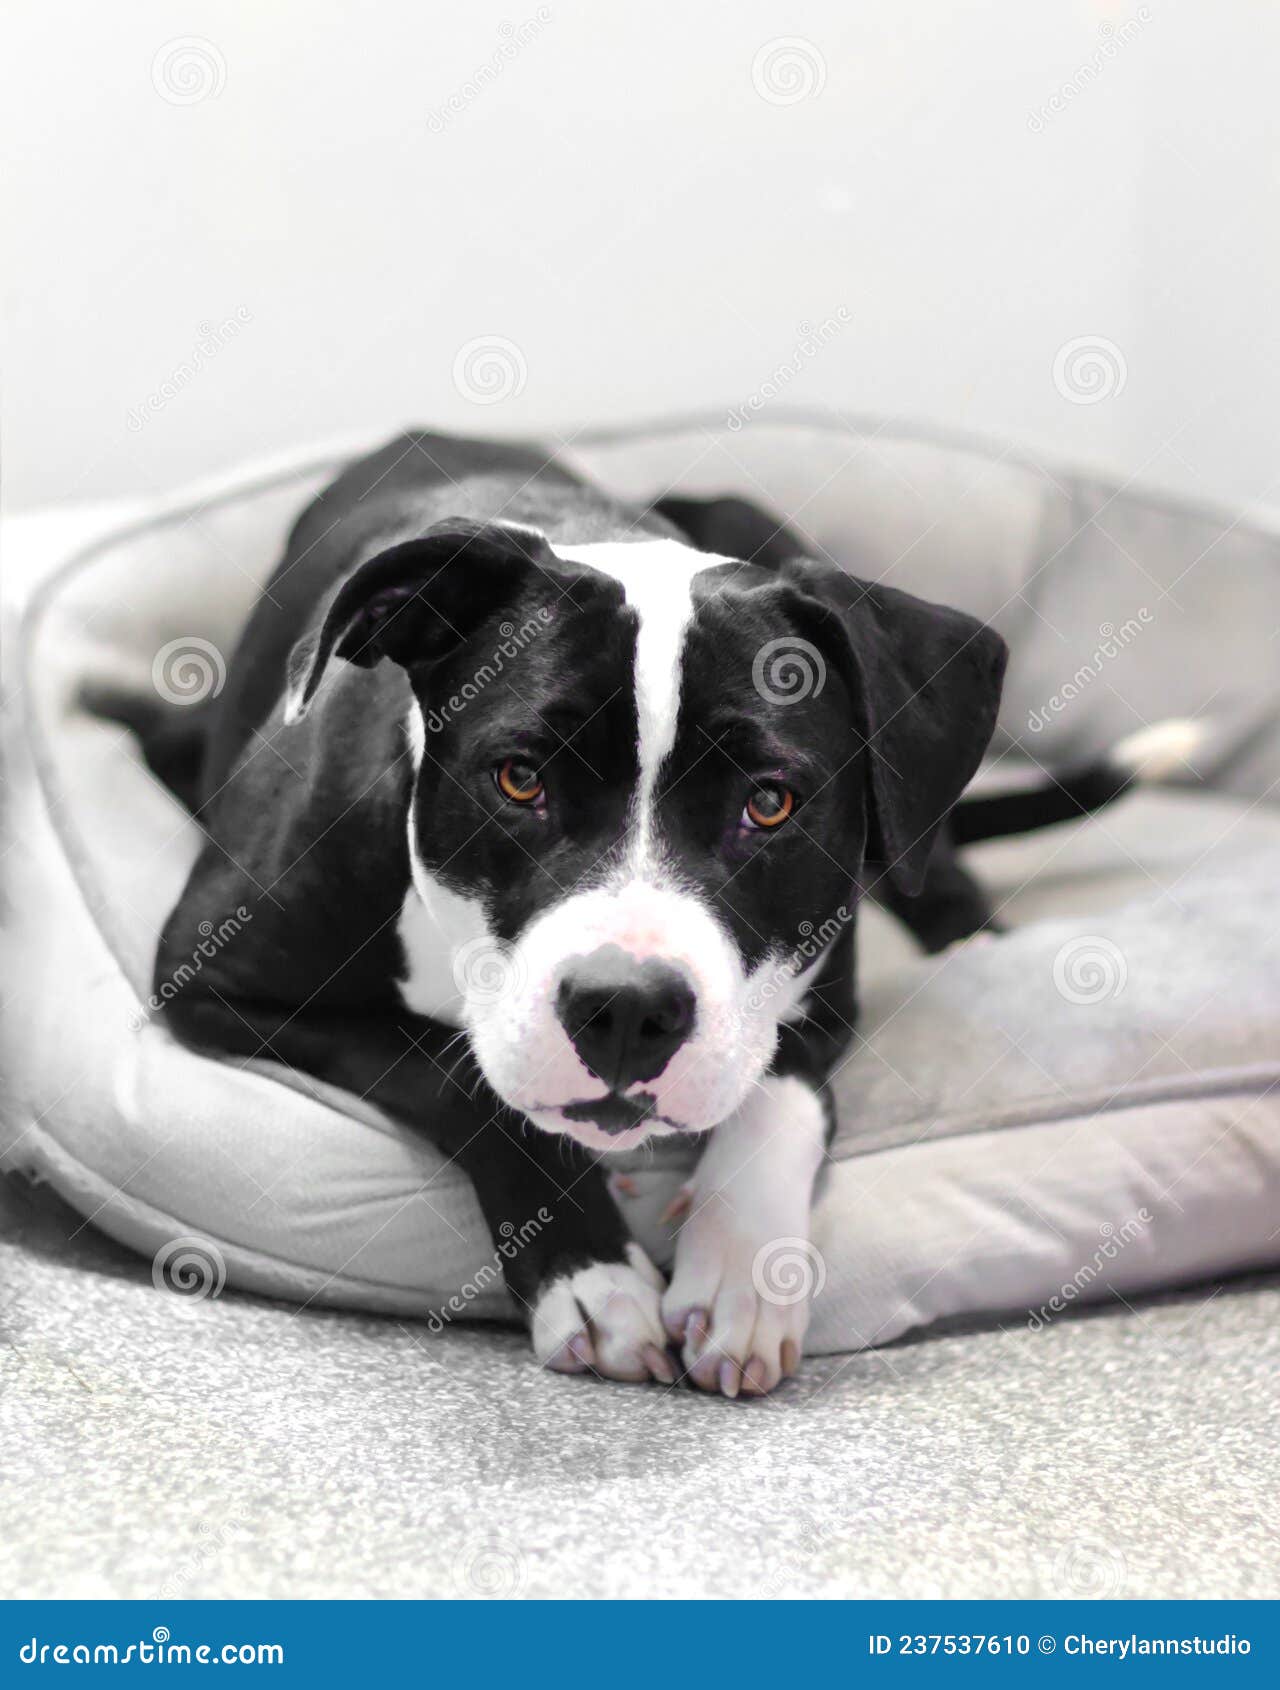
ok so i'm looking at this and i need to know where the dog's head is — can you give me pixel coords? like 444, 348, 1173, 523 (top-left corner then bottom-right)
286, 517, 1006, 1151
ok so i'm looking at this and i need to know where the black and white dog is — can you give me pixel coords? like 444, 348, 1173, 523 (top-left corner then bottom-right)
154, 431, 1179, 1396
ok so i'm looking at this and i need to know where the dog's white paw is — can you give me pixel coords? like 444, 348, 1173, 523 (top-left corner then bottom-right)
531, 1243, 674, 1384
661, 1196, 814, 1396
660, 1074, 827, 1398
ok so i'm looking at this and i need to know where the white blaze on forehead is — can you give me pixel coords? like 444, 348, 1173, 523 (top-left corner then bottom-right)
555, 538, 729, 863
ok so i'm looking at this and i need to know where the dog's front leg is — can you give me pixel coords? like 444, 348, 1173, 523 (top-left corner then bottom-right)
661, 1074, 827, 1397
163, 995, 673, 1385
454, 1127, 674, 1385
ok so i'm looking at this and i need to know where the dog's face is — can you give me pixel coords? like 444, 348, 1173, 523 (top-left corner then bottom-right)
287, 519, 1005, 1151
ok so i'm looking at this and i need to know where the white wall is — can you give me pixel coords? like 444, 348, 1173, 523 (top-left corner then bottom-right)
3, 0, 1278, 513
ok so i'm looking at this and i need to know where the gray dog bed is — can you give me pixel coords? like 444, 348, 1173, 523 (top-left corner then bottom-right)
2, 416, 1278, 1355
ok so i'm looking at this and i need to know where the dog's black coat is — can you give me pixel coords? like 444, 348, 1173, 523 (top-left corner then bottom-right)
155, 431, 1010, 1339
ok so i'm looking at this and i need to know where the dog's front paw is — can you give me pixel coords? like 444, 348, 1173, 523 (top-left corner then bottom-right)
661, 1197, 818, 1397
658, 1074, 827, 1399
532, 1243, 674, 1385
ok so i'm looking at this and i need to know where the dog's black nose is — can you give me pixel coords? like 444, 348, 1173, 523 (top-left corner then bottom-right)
555, 946, 696, 1091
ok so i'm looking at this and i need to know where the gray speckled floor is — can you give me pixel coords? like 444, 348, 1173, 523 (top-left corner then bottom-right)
2, 1171, 1276, 1600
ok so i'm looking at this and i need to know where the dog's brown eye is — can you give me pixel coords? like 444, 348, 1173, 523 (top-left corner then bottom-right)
744, 784, 795, 829
496, 759, 544, 804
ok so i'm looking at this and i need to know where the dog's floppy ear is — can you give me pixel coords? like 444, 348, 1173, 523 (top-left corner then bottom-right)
782, 559, 1008, 895
283, 519, 556, 723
